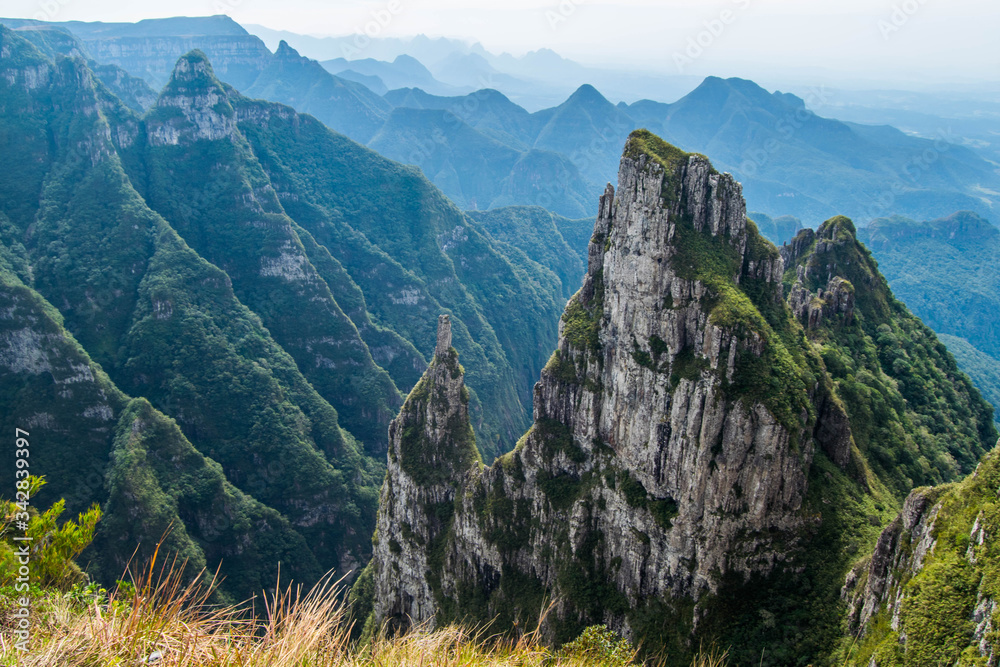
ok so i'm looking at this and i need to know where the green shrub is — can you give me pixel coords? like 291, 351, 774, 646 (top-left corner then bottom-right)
1, 476, 102, 590
560, 624, 635, 666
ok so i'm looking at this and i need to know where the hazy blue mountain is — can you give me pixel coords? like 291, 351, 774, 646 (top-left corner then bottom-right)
322, 54, 457, 96
429, 51, 527, 92
245, 40, 392, 142
30, 15, 249, 38
531, 84, 635, 187
245, 25, 488, 69
336, 69, 388, 95
748, 211, 804, 245
383, 87, 536, 149
636, 77, 1000, 224
806, 86, 1000, 165
369, 107, 593, 217
243, 25, 698, 111
488, 47, 588, 83
369, 107, 524, 210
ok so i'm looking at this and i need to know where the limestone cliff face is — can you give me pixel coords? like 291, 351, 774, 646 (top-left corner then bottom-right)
82, 35, 272, 91
782, 223, 860, 331
366, 130, 860, 651
843, 487, 943, 635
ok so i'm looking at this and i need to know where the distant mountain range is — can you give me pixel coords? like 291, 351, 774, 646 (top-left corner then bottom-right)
242, 24, 700, 111
3, 15, 996, 227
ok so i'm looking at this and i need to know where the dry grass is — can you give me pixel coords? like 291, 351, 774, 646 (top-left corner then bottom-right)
1, 549, 728, 666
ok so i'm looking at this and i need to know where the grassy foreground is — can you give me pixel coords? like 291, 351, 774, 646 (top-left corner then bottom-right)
0, 554, 728, 667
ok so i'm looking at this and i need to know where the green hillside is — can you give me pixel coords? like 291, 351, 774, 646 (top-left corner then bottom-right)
0, 28, 565, 597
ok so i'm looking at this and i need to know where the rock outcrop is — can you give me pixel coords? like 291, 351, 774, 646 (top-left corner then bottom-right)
364, 130, 865, 658
782, 220, 859, 330
146, 50, 236, 145
788, 272, 855, 329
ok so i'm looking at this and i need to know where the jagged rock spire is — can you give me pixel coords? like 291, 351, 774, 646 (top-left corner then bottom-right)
370, 313, 479, 630
435, 314, 452, 357
360, 130, 867, 655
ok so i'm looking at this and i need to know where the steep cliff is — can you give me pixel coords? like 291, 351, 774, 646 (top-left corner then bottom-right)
841, 443, 1000, 665
362, 130, 996, 665
0, 232, 320, 602
0, 30, 381, 598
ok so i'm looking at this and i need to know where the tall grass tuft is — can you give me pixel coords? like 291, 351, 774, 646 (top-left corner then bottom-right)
1, 550, 729, 666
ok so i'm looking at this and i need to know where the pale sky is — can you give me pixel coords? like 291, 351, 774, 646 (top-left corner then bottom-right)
4, 0, 999, 86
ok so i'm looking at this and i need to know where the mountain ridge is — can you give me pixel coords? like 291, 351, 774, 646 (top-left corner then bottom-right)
0, 29, 569, 600
6, 17, 996, 225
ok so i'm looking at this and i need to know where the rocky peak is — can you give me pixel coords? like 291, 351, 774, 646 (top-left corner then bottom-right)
147, 50, 235, 145
370, 313, 480, 630
435, 313, 452, 356
788, 274, 855, 329
566, 83, 611, 108
363, 130, 859, 654
783, 215, 886, 325
274, 40, 301, 60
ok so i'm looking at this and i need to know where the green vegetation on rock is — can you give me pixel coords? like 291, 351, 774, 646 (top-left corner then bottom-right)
785, 216, 996, 493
